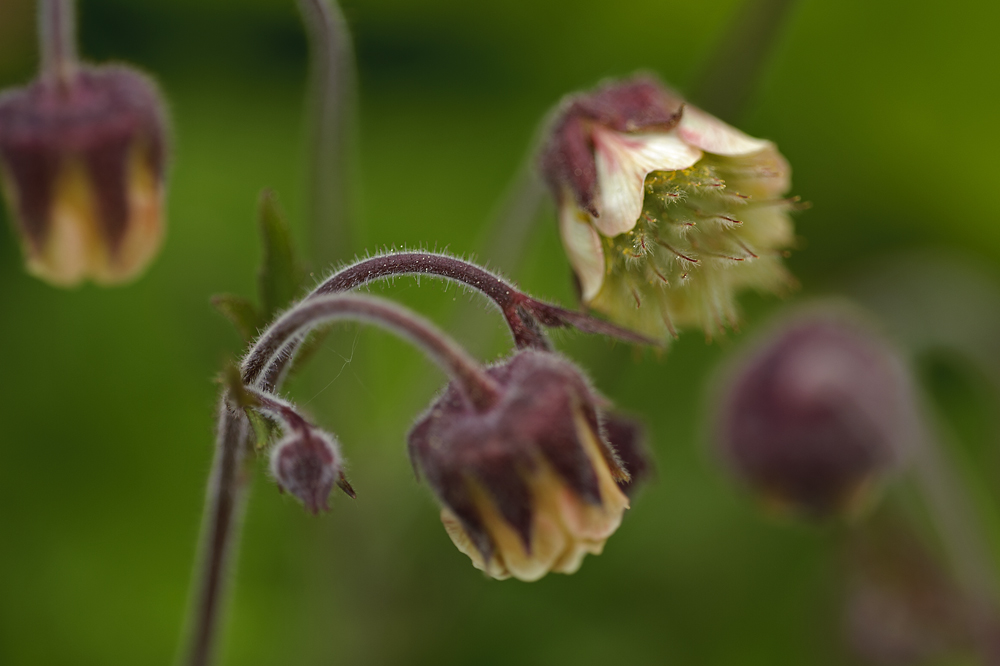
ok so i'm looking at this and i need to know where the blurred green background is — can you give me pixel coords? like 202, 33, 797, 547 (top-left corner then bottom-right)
1, 0, 999, 664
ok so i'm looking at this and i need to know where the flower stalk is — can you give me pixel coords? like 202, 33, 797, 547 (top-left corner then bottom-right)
39, 0, 78, 87
244, 251, 653, 392
184, 292, 504, 665
244, 293, 501, 409
182, 401, 253, 666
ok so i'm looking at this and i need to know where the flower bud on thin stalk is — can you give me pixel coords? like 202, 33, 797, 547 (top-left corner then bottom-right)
240, 386, 355, 513
0, 0, 169, 286
711, 307, 918, 518
540, 75, 802, 341
242, 294, 637, 580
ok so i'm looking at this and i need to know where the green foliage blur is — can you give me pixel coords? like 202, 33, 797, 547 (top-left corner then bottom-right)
1, 0, 999, 664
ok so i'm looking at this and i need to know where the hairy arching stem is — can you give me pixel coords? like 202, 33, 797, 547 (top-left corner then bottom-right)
244, 293, 501, 411
39, 0, 78, 87
247, 252, 652, 392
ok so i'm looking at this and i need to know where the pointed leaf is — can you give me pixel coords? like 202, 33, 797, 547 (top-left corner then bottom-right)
212, 293, 262, 342
258, 189, 305, 319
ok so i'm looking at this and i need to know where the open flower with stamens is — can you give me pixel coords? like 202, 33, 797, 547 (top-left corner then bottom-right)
540, 75, 799, 339
409, 349, 630, 581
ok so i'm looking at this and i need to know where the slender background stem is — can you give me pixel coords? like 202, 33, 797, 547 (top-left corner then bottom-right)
297, 0, 355, 264
692, 0, 799, 122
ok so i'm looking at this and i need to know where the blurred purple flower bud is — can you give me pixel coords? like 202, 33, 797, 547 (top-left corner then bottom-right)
0, 65, 169, 286
408, 349, 632, 581
539, 75, 799, 340
713, 308, 918, 517
270, 429, 346, 515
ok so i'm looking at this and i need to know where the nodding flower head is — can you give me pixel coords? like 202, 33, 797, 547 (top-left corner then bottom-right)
408, 349, 632, 581
712, 308, 917, 518
0, 65, 168, 286
270, 428, 346, 515
539, 74, 799, 340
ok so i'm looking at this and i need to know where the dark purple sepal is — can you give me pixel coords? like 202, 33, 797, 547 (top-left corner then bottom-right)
538, 75, 684, 216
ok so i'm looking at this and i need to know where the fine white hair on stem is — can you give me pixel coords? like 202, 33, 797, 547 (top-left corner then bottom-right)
242, 293, 500, 411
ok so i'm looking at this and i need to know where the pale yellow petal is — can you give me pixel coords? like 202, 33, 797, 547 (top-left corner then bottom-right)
558, 202, 606, 302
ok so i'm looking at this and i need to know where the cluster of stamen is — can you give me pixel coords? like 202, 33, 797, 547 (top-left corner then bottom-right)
591, 158, 798, 339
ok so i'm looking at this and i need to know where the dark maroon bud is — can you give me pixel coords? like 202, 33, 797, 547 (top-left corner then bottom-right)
408, 349, 633, 581
0, 65, 169, 286
538, 75, 684, 215
269, 429, 346, 514
713, 308, 918, 518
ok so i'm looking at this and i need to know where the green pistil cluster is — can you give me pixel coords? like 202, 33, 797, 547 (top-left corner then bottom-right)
589, 157, 796, 340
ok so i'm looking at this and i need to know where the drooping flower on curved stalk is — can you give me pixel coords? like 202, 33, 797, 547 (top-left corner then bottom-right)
237, 294, 634, 580
0, 0, 169, 286
409, 349, 631, 581
539, 74, 801, 340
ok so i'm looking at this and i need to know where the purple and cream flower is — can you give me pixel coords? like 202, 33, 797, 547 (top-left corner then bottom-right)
409, 349, 631, 581
540, 75, 799, 339
0, 65, 168, 286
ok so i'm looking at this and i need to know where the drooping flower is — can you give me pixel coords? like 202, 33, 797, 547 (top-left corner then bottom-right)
0, 65, 168, 286
712, 307, 917, 518
539, 75, 799, 340
408, 349, 631, 581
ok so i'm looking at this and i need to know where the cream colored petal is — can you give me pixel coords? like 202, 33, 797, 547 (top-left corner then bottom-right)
442, 509, 486, 568
554, 408, 630, 542
558, 202, 606, 303
25, 159, 104, 287
94, 142, 164, 285
677, 105, 772, 156
592, 127, 702, 236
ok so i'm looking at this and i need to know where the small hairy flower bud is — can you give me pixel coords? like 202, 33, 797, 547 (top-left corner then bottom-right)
408, 349, 632, 581
0, 65, 168, 286
270, 429, 345, 514
539, 75, 798, 340
713, 309, 917, 517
